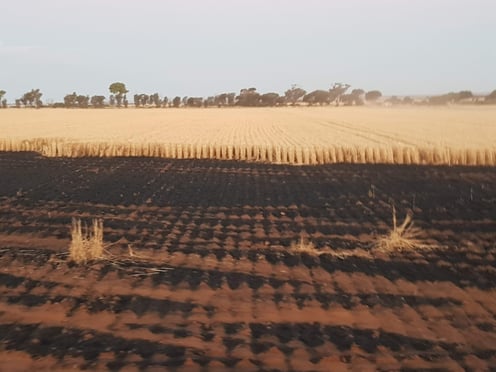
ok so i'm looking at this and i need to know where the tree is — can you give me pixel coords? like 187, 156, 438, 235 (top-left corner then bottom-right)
108, 82, 128, 107
284, 85, 306, 106
428, 92, 467, 105
0, 90, 6, 108
162, 97, 168, 108
365, 90, 382, 102
134, 94, 140, 108
77, 95, 89, 108
20, 89, 43, 108
172, 96, 181, 107
276, 96, 287, 106
215, 93, 228, 107
303, 90, 330, 105
64, 92, 78, 108
340, 94, 353, 106
141, 94, 150, 106
457, 90, 473, 101
329, 83, 350, 105
35, 93, 43, 108
260, 92, 280, 107
237, 88, 260, 106
204, 96, 215, 107
150, 93, 161, 108
449, 90, 473, 103
90, 95, 105, 108
227, 93, 236, 106
64, 92, 89, 108
341, 89, 365, 106
186, 97, 203, 107
485, 90, 496, 104
213, 93, 235, 107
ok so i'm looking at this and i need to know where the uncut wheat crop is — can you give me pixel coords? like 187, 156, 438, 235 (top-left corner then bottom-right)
1, 106, 495, 165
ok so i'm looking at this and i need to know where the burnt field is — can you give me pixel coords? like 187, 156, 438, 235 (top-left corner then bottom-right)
0, 152, 495, 371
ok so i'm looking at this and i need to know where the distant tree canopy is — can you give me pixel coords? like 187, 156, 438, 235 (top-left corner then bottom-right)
172, 96, 181, 108
2, 82, 489, 109
303, 90, 331, 106
134, 93, 162, 107
64, 92, 77, 107
237, 88, 261, 107
301, 83, 354, 106
486, 90, 496, 102
213, 93, 236, 107
329, 83, 351, 104
214, 93, 228, 107
260, 92, 280, 107
90, 95, 105, 108
64, 92, 90, 108
186, 97, 203, 107
109, 82, 128, 96
365, 90, 382, 102
78, 95, 90, 108
429, 91, 473, 105
457, 90, 473, 100
0, 90, 6, 108
109, 82, 129, 107
341, 89, 365, 106
284, 85, 306, 106
19, 89, 43, 108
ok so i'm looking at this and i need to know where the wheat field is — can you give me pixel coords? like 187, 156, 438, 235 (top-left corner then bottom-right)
1, 106, 495, 165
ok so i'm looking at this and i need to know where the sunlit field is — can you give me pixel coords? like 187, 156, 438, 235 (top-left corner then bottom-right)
1, 106, 495, 165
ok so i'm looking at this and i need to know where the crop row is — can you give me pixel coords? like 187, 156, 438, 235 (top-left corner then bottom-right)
1, 138, 495, 165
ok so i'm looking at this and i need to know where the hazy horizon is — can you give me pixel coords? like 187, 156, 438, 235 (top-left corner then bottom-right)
1, 0, 495, 102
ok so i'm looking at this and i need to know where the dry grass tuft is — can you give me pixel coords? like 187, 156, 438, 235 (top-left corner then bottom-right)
290, 236, 321, 255
375, 205, 431, 252
67, 218, 172, 275
69, 218, 104, 264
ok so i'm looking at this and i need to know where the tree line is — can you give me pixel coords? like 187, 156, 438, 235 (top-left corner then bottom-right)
1, 83, 495, 109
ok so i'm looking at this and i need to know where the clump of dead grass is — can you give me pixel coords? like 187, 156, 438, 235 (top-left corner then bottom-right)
375, 205, 432, 253
69, 218, 104, 264
68, 218, 172, 276
290, 236, 320, 255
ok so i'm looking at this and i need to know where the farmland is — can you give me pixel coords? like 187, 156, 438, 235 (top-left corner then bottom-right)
1, 107, 496, 370
1, 106, 496, 165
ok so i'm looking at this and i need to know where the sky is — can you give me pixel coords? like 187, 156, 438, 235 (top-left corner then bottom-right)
1, 0, 495, 102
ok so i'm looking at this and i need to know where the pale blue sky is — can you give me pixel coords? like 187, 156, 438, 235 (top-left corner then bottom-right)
1, 0, 495, 102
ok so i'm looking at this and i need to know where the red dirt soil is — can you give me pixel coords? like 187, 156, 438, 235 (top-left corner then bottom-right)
0, 152, 495, 371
